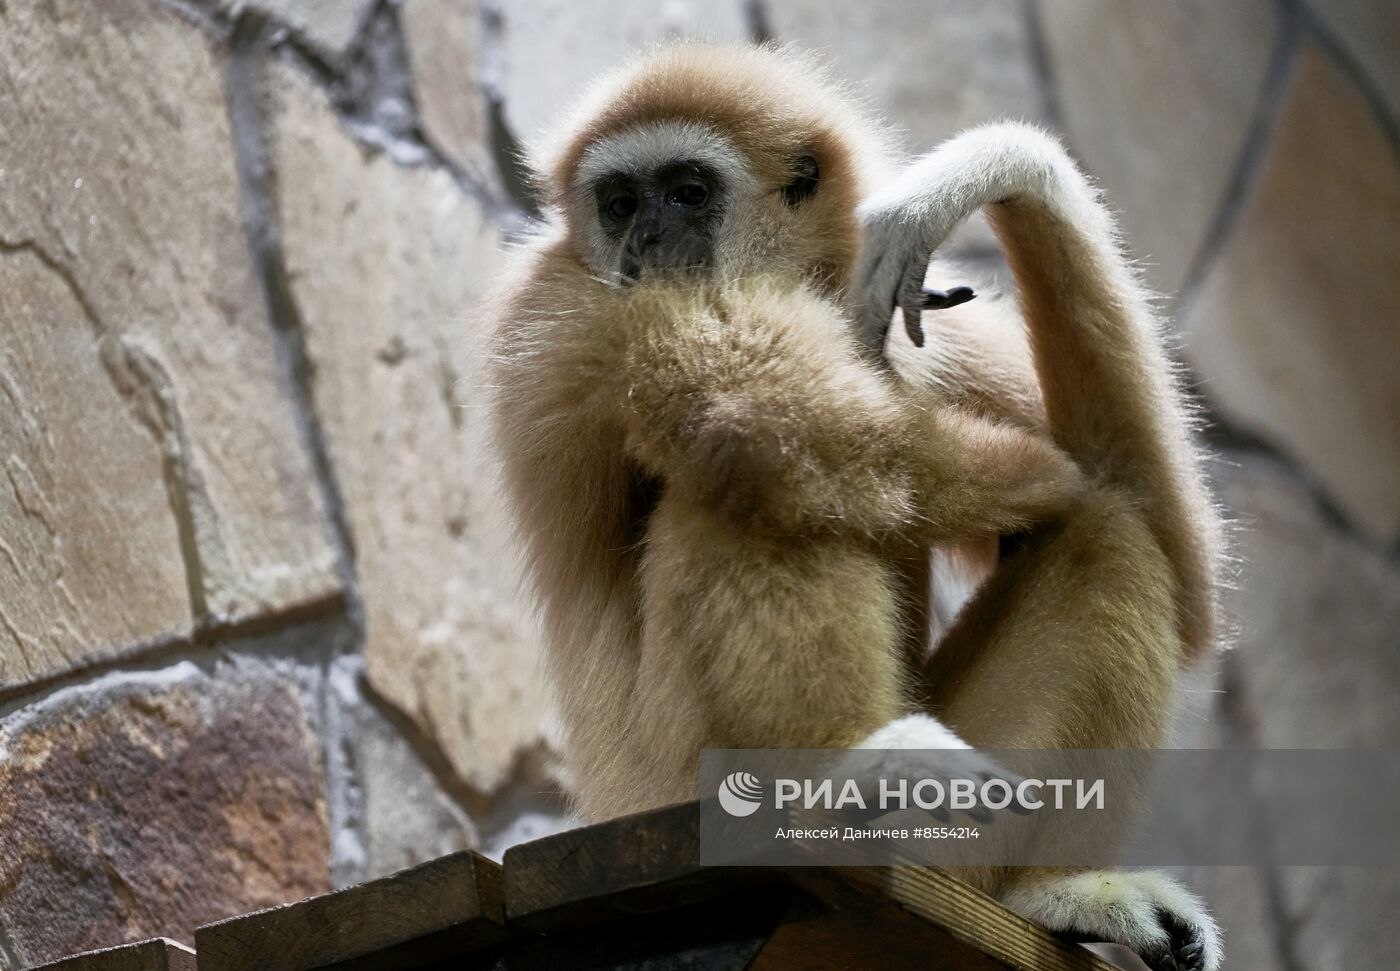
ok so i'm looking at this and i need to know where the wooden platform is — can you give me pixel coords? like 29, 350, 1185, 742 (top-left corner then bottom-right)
35, 802, 1115, 971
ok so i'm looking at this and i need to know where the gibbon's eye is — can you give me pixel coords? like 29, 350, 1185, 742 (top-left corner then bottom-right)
783, 151, 820, 206
607, 191, 639, 220
671, 182, 709, 207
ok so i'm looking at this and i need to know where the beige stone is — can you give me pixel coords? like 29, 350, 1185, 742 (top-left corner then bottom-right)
0, 0, 340, 688
766, 0, 1043, 153
401, 0, 498, 190
1314, 0, 1400, 120
267, 64, 550, 791
1040, 0, 1276, 296
0, 247, 191, 687
1185, 46, 1400, 542
0, 660, 330, 966
497, 0, 751, 144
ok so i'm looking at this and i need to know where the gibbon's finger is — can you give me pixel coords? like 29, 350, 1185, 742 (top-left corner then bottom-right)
902, 304, 926, 348
898, 257, 930, 347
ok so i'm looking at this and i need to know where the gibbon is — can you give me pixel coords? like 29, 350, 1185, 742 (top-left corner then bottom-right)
488, 42, 1221, 971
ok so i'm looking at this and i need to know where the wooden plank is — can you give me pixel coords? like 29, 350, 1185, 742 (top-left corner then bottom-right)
195, 851, 507, 971
506, 801, 1115, 971
503, 800, 785, 933
27, 938, 196, 971
748, 903, 1008, 971
504, 889, 793, 970
793, 867, 1117, 971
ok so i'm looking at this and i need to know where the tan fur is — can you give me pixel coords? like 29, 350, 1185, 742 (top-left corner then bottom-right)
487, 43, 1221, 963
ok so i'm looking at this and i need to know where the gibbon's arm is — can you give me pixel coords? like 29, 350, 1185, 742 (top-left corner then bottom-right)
617, 280, 1083, 542
855, 123, 1218, 655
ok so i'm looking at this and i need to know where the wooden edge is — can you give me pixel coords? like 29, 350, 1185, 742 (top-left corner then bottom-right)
25, 937, 195, 971
195, 851, 506, 971
796, 867, 1117, 971
503, 800, 786, 932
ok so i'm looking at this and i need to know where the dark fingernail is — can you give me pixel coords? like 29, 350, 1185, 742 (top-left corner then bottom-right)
921, 285, 977, 310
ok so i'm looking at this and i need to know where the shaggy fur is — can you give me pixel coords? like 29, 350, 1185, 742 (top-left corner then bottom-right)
488, 42, 1222, 970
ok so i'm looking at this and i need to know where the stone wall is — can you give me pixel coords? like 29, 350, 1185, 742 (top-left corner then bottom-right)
0, 1, 1395, 967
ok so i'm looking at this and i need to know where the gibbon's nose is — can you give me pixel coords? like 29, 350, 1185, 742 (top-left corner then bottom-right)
620, 202, 671, 282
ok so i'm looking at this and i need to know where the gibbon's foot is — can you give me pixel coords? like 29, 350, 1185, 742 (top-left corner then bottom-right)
1001, 870, 1221, 971
857, 712, 969, 750
847, 714, 1022, 826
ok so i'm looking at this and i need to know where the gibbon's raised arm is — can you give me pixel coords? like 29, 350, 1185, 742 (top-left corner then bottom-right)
856, 123, 1219, 656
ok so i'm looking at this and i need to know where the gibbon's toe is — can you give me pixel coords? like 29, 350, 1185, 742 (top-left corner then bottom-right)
1136, 909, 1211, 971
1001, 870, 1221, 971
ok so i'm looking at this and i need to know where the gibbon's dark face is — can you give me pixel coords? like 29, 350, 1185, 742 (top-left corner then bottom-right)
590, 150, 820, 284
594, 160, 726, 283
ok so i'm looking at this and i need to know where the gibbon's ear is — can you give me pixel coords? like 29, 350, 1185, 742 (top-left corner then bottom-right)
782, 151, 820, 206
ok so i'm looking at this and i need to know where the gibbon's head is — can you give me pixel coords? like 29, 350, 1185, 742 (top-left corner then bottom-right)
532, 42, 894, 293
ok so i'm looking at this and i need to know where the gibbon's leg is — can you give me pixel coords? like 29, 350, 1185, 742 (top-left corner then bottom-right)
619, 491, 909, 810
617, 281, 1084, 544
854, 124, 1222, 971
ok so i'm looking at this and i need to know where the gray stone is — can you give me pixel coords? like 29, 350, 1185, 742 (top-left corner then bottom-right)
327, 658, 478, 886
1185, 45, 1400, 542
266, 64, 552, 791
401, 0, 498, 190
0, 659, 331, 966
1040, 0, 1276, 296
496, 0, 751, 145
0, 0, 341, 691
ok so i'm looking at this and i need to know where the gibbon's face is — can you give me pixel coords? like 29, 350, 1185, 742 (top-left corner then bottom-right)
568, 121, 820, 285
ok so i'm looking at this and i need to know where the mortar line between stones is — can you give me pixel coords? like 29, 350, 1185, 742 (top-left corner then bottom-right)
226, 14, 362, 612
1020, 0, 1064, 132
151, 0, 518, 222
1197, 395, 1400, 565
479, 0, 540, 217
1295, 0, 1400, 161
1172, 0, 1302, 324
0, 594, 347, 717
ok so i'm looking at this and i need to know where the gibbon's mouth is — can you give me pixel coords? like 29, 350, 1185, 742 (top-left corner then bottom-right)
617, 253, 715, 286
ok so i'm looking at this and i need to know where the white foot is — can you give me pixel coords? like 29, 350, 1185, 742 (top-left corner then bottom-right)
1002, 870, 1221, 971
857, 712, 969, 750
